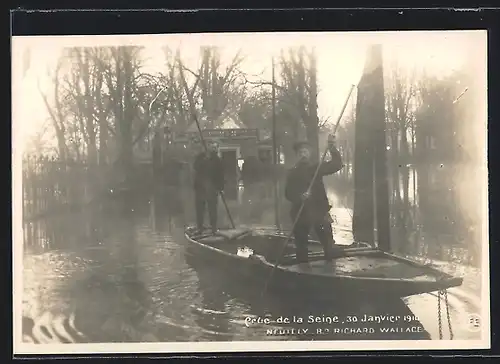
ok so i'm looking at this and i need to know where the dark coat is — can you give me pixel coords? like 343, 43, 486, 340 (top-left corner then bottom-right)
193, 151, 225, 194
284, 146, 343, 221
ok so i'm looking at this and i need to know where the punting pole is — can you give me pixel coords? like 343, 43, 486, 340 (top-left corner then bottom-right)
260, 84, 356, 298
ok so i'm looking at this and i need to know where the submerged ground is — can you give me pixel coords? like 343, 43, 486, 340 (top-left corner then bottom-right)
19, 185, 482, 344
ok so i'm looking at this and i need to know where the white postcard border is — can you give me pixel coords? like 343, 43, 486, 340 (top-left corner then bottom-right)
12, 31, 491, 355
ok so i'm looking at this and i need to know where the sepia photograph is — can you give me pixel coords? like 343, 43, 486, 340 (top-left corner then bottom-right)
12, 30, 489, 354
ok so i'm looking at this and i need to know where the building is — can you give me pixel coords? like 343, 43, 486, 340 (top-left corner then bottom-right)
157, 115, 282, 200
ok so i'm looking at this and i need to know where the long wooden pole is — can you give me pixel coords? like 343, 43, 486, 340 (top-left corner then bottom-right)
271, 57, 280, 230
260, 84, 356, 297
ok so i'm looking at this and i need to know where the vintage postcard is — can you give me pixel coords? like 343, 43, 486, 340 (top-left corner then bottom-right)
12, 30, 489, 355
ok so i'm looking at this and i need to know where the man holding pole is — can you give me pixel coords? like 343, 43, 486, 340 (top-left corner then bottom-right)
284, 134, 343, 264
193, 140, 225, 235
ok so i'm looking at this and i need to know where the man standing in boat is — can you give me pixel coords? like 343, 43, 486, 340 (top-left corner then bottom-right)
284, 134, 343, 264
193, 139, 225, 235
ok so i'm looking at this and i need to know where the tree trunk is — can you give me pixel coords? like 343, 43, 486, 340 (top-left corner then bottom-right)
121, 48, 135, 187
411, 128, 417, 212
400, 126, 410, 208
119, 127, 134, 177
87, 134, 98, 165
306, 123, 319, 163
55, 129, 67, 161
98, 115, 108, 165
307, 51, 319, 162
390, 129, 400, 206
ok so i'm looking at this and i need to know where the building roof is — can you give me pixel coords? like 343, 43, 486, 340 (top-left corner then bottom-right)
185, 114, 246, 132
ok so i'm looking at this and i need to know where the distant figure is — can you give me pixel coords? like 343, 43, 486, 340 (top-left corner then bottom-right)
241, 156, 262, 186
193, 140, 224, 234
241, 156, 262, 221
164, 158, 183, 187
259, 156, 273, 199
284, 135, 343, 264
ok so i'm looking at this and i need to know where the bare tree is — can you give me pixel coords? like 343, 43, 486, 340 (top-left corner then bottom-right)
38, 56, 70, 161
23, 119, 52, 158
238, 88, 273, 131
176, 46, 246, 130
63, 47, 102, 165
156, 47, 197, 133
384, 64, 417, 211
92, 47, 114, 166
334, 102, 356, 180
93, 46, 147, 181
278, 46, 321, 162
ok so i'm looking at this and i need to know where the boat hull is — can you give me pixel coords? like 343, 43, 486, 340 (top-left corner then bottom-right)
183, 228, 463, 301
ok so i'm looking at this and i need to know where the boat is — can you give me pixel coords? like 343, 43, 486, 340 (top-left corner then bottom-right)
184, 226, 463, 300
183, 44, 463, 301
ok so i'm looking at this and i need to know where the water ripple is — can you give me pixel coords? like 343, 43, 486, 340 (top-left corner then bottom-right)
21, 200, 482, 343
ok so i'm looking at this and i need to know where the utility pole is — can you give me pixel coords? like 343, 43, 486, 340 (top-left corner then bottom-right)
271, 57, 280, 230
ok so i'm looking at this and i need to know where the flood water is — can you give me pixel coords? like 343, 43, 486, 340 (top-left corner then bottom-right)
20, 184, 482, 344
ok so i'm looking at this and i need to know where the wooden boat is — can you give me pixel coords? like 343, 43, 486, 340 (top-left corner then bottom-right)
184, 44, 464, 302
184, 226, 463, 300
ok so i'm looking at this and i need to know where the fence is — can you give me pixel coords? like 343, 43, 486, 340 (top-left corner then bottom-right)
22, 157, 96, 221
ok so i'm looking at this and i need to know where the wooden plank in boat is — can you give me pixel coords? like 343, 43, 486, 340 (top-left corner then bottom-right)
194, 228, 252, 244
286, 256, 439, 281
198, 235, 227, 244
286, 262, 338, 276
216, 228, 252, 240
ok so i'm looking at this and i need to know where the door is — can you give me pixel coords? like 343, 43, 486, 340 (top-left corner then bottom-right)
220, 150, 238, 200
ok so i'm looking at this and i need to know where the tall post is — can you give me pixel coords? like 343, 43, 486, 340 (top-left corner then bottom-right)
352, 56, 375, 246
271, 57, 280, 230
352, 44, 391, 251
371, 45, 391, 251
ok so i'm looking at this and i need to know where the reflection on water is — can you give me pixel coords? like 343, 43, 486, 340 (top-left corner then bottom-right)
21, 184, 482, 344
329, 163, 482, 268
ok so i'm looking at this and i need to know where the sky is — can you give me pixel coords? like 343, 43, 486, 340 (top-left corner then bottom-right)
12, 30, 486, 154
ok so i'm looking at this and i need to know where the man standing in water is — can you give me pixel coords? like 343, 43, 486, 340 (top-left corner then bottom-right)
193, 140, 225, 235
284, 134, 343, 264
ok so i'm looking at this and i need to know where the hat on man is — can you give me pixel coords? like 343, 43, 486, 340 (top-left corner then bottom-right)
292, 140, 311, 153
